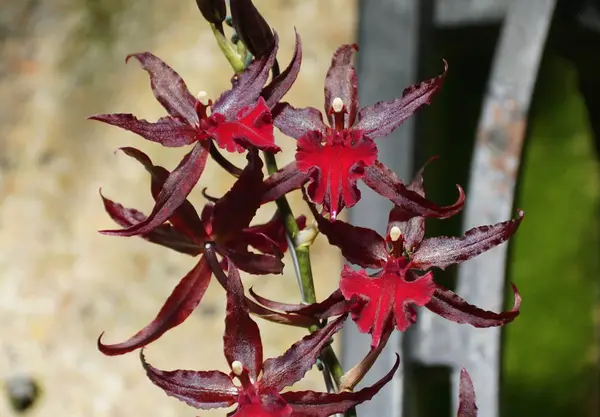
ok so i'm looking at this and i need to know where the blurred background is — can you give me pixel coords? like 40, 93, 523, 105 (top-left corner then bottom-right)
0, 1, 598, 417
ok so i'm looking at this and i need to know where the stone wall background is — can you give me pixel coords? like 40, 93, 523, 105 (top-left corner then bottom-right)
0, 1, 357, 416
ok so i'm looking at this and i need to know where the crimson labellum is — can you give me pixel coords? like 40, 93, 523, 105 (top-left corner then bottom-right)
264, 44, 463, 220
142, 259, 399, 417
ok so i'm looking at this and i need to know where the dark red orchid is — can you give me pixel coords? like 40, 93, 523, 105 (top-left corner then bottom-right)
97, 149, 294, 355
263, 44, 463, 220
89, 32, 303, 237
309, 165, 524, 347
142, 259, 399, 417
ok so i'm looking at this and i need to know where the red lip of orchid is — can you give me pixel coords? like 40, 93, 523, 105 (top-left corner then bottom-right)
141, 259, 400, 417
263, 44, 462, 220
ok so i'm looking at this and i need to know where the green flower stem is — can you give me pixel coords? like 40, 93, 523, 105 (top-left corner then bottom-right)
263, 153, 348, 396
210, 24, 245, 74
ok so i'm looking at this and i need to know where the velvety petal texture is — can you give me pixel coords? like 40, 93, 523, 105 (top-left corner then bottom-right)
457, 369, 478, 417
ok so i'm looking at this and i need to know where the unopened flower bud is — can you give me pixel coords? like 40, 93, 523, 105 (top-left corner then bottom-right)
196, 0, 227, 33
295, 223, 319, 248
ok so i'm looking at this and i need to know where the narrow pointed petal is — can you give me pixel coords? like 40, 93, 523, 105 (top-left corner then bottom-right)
118, 147, 207, 241
126, 53, 199, 126
223, 260, 264, 381
457, 369, 478, 417
249, 288, 344, 314
272, 103, 328, 139
364, 160, 465, 219
97, 257, 212, 355
307, 200, 387, 269
262, 161, 310, 204
211, 97, 279, 153
354, 60, 447, 138
283, 354, 400, 416
141, 352, 237, 409
212, 150, 263, 238
221, 247, 284, 275
213, 34, 278, 118
324, 44, 359, 126
246, 297, 320, 328
230, 0, 274, 58
426, 283, 521, 327
243, 213, 307, 254
101, 192, 200, 256
263, 30, 302, 108
411, 209, 525, 270
89, 114, 197, 147
261, 314, 347, 392
100, 142, 208, 237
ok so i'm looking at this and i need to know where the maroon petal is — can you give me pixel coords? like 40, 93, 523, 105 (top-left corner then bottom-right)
324, 44, 359, 127
364, 160, 465, 219
101, 191, 200, 256
141, 352, 237, 409
97, 257, 212, 355
89, 114, 197, 147
426, 283, 521, 327
212, 34, 278, 118
212, 150, 263, 238
221, 247, 284, 275
262, 30, 302, 108
282, 354, 400, 416
118, 147, 207, 241
273, 103, 328, 139
126, 53, 199, 126
261, 314, 347, 391
246, 297, 320, 328
385, 158, 436, 251
223, 260, 264, 381
307, 199, 387, 269
100, 141, 208, 237
243, 213, 307, 254
210, 97, 279, 153
262, 161, 310, 204
297, 130, 378, 218
354, 60, 447, 138
411, 209, 525, 270
457, 369, 478, 417
196, 0, 227, 30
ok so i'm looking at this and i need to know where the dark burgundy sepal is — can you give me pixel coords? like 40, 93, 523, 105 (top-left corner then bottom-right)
354, 60, 447, 138
88, 114, 197, 147
223, 259, 263, 381
229, 0, 274, 58
364, 160, 465, 219
411, 209, 525, 270
307, 199, 387, 269
125, 52, 199, 126
100, 141, 209, 237
100, 191, 199, 256
213, 33, 278, 118
97, 257, 212, 355
457, 369, 478, 417
324, 44, 359, 127
261, 314, 347, 392
273, 103, 328, 139
262, 30, 302, 108
246, 297, 320, 328
141, 351, 237, 409
221, 246, 284, 275
426, 283, 521, 328
282, 354, 400, 417
261, 161, 310, 204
